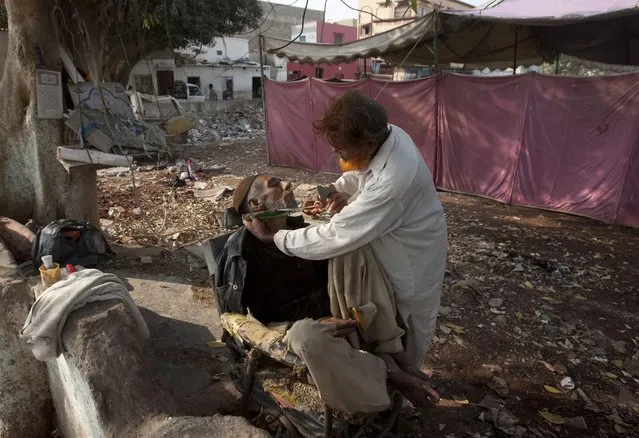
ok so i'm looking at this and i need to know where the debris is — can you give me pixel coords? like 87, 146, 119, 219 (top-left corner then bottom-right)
566, 416, 587, 430
543, 385, 562, 394
553, 363, 568, 374
440, 324, 452, 335
488, 376, 509, 397
217, 355, 229, 363
490, 408, 526, 437
57, 146, 131, 169
623, 358, 639, 377
560, 376, 575, 390
618, 387, 639, 409
193, 181, 208, 190
488, 298, 504, 308
559, 339, 574, 350
576, 388, 593, 406
478, 394, 504, 409
482, 364, 504, 374
602, 371, 618, 379
439, 306, 452, 317
140, 256, 153, 264
522, 280, 534, 289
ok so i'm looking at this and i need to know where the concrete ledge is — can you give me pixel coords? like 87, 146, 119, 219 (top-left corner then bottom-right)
0, 278, 52, 437
0, 237, 17, 278
47, 299, 268, 437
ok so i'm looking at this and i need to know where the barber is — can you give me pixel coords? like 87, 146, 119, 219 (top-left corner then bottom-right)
243, 90, 448, 370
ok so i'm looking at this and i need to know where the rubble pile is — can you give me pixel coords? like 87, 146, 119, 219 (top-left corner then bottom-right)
186, 107, 265, 145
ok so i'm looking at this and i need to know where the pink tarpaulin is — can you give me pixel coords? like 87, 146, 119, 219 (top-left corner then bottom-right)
437, 74, 532, 202
512, 74, 639, 223
370, 78, 438, 172
264, 73, 639, 227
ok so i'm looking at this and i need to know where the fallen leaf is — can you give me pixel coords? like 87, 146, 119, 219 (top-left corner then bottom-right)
602, 372, 619, 379
445, 323, 466, 334
538, 409, 567, 425
207, 340, 227, 349
539, 361, 556, 373
453, 395, 470, 404
544, 385, 562, 394
523, 281, 534, 289
440, 324, 452, 335
453, 334, 467, 348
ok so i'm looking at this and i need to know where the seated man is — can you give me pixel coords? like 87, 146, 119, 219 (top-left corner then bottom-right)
215, 174, 330, 325
215, 174, 439, 413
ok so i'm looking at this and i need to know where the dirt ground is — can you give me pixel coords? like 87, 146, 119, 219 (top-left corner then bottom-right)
97, 136, 639, 437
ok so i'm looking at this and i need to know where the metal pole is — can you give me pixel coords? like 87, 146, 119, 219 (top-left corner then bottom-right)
258, 34, 270, 165
433, 11, 440, 70
512, 26, 518, 74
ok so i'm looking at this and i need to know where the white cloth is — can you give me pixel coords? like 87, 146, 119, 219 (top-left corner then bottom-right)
274, 124, 447, 365
21, 269, 149, 361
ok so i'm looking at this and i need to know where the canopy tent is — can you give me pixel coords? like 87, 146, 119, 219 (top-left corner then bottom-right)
264, 0, 639, 68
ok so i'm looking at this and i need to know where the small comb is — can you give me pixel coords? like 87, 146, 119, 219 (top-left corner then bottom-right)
316, 185, 333, 201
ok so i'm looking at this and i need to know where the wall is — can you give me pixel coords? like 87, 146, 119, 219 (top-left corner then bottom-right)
174, 64, 268, 100
287, 21, 360, 80
357, 0, 472, 38
242, 2, 324, 64
128, 53, 176, 95
179, 38, 249, 64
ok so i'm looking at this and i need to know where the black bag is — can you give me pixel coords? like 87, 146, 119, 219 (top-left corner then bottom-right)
32, 219, 112, 270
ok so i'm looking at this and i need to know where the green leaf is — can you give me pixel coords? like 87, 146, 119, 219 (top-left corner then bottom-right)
411, 0, 418, 11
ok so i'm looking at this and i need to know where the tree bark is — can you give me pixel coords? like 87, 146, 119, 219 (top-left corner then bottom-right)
0, 0, 98, 226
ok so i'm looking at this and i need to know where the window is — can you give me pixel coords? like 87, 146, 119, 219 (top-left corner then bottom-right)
217, 50, 223, 55
299, 35, 307, 42
133, 74, 154, 94
315, 67, 324, 79
334, 33, 343, 44
187, 76, 201, 89
361, 24, 371, 37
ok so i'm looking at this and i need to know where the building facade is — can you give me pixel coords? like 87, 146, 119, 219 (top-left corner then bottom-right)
128, 38, 269, 101
242, 1, 324, 70
287, 21, 359, 81
357, 0, 473, 38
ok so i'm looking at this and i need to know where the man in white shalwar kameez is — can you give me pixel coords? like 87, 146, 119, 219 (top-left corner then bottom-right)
244, 91, 447, 411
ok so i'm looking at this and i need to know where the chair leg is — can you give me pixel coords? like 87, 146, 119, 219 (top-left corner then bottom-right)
324, 403, 333, 438
240, 349, 263, 416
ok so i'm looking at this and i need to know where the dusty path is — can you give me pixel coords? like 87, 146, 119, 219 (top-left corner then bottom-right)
98, 137, 639, 437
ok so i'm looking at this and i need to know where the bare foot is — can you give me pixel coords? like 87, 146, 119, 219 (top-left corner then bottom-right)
379, 353, 440, 408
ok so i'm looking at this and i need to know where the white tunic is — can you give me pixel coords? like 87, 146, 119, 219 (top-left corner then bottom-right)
274, 125, 447, 364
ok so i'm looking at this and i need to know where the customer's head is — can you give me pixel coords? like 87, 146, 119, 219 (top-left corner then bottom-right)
233, 174, 296, 215
313, 91, 389, 171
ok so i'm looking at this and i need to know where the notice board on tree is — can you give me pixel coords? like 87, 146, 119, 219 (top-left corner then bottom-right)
36, 69, 64, 119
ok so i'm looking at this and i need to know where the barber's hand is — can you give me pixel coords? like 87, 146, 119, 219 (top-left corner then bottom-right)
326, 192, 349, 215
242, 218, 276, 243
320, 317, 358, 337
302, 199, 326, 216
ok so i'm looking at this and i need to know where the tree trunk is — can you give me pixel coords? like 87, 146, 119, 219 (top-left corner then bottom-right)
0, 0, 98, 226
